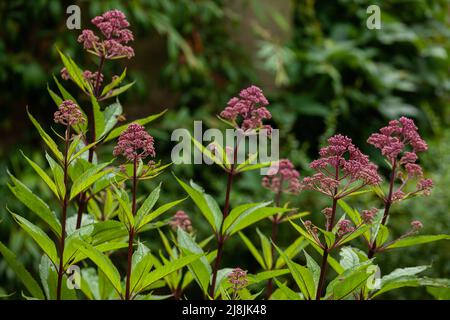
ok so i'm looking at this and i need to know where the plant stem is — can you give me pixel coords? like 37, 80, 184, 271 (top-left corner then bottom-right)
266, 187, 283, 299
125, 158, 138, 300
75, 55, 106, 229
56, 127, 71, 300
315, 158, 339, 300
368, 159, 397, 258
209, 144, 238, 299
315, 197, 337, 300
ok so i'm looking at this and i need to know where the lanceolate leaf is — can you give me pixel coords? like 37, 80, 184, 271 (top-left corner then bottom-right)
0, 242, 45, 300
137, 197, 186, 231
239, 232, 266, 269
11, 212, 58, 265
175, 175, 222, 233
275, 244, 315, 299
177, 228, 211, 295
225, 204, 291, 236
104, 110, 167, 142
28, 111, 63, 162
384, 235, 450, 250
70, 163, 113, 200
8, 173, 61, 237
77, 241, 122, 296
91, 95, 105, 141
140, 254, 202, 291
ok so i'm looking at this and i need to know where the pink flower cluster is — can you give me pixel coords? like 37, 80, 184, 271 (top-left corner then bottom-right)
169, 210, 193, 232
368, 117, 433, 198
302, 134, 381, 198
262, 159, 301, 194
336, 219, 355, 237
361, 208, 378, 224
113, 123, 156, 161
78, 10, 134, 59
54, 100, 85, 126
228, 268, 248, 291
220, 86, 272, 133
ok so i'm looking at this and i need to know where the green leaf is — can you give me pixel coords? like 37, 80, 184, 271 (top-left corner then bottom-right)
191, 135, 225, 169
337, 200, 362, 225
101, 81, 135, 100
45, 153, 65, 199
28, 111, 63, 162
337, 225, 370, 246
100, 100, 123, 138
175, 175, 222, 233
384, 235, 450, 249
0, 241, 45, 299
257, 228, 273, 269
47, 85, 63, 106
339, 247, 361, 270
58, 49, 89, 93
135, 183, 161, 225
11, 212, 58, 265
274, 279, 303, 300
70, 163, 113, 200
248, 269, 290, 284
275, 237, 308, 269
101, 68, 127, 96
8, 173, 61, 237
77, 241, 122, 296
130, 243, 154, 295
225, 203, 290, 236
137, 197, 186, 231
304, 251, 320, 288
373, 270, 450, 298
375, 225, 389, 247
289, 220, 344, 274
91, 95, 105, 141
274, 244, 315, 299
177, 229, 211, 295
325, 260, 373, 300
104, 110, 167, 142
141, 254, 202, 291
239, 232, 265, 269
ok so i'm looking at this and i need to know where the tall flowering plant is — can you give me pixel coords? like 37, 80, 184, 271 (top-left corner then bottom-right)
0, 9, 449, 302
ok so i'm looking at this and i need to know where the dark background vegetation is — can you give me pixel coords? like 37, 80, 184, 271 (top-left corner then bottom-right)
0, 0, 448, 299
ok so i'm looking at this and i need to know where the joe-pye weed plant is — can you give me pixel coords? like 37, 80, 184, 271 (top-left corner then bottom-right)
0, 9, 449, 300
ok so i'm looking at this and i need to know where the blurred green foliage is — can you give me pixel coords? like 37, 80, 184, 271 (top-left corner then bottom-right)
0, 0, 448, 299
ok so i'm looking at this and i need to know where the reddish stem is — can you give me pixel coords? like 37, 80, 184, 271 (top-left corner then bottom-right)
56, 127, 71, 300
125, 158, 138, 300
368, 159, 397, 258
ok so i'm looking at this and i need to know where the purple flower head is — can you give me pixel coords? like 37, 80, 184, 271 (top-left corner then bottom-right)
220, 86, 272, 133
410, 220, 423, 231
262, 159, 301, 194
113, 123, 155, 161
336, 219, 355, 237
361, 208, 378, 224
60, 67, 71, 80
78, 10, 134, 59
169, 210, 193, 232
368, 117, 432, 198
228, 268, 248, 291
302, 134, 381, 198
54, 100, 85, 126
82, 70, 104, 86
368, 117, 427, 163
